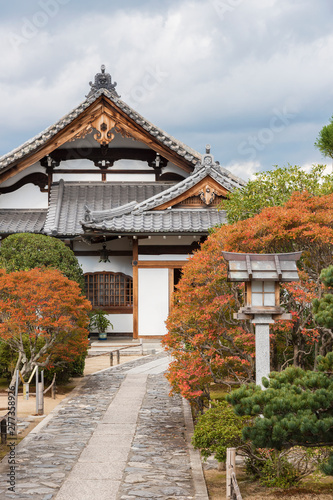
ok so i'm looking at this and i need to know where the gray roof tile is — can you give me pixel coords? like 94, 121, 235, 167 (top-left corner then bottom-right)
0, 88, 201, 172
44, 181, 173, 236
132, 163, 243, 215
82, 209, 227, 234
0, 209, 47, 234
79, 153, 243, 235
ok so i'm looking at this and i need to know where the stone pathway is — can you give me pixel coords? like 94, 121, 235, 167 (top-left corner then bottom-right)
118, 374, 193, 499
0, 353, 208, 500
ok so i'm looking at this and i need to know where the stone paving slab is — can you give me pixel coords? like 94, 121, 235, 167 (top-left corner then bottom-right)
117, 374, 197, 500
126, 356, 171, 374
0, 352, 208, 499
56, 478, 121, 500
56, 373, 148, 499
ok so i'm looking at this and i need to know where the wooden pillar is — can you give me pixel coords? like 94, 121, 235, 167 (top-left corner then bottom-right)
132, 238, 139, 339
226, 447, 236, 499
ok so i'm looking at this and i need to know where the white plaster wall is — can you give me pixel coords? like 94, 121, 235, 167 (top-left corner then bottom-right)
52, 159, 156, 182
105, 173, 155, 182
138, 268, 169, 337
162, 163, 189, 176
78, 256, 132, 275
89, 313, 133, 334
0, 163, 45, 187
139, 255, 189, 262
0, 184, 48, 208
107, 313, 133, 334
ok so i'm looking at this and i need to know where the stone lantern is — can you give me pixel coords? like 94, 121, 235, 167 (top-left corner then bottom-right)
222, 251, 302, 387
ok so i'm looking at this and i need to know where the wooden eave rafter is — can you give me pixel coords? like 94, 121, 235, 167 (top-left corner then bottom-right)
151, 176, 229, 211
0, 95, 194, 184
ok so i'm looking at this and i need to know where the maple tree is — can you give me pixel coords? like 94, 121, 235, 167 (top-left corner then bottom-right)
0, 268, 91, 386
163, 229, 255, 408
223, 191, 333, 364
164, 191, 333, 405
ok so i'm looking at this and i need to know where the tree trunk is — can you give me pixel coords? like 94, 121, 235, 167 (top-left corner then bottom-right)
9, 352, 22, 389
293, 344, 299, 367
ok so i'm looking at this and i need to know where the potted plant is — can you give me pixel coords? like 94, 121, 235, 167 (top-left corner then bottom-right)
89, 310, 113, 340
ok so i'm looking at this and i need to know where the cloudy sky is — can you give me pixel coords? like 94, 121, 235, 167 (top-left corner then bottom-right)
0, 0, 333, 180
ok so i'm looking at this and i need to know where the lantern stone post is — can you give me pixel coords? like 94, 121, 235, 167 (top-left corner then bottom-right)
222, 251, 302, 388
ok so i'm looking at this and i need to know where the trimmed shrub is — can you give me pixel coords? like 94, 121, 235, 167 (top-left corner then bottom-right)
192, 400, 248, 462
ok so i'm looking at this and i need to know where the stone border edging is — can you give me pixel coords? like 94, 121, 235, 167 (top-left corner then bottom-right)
89, 351, 161, 376
182, 398, 209, 499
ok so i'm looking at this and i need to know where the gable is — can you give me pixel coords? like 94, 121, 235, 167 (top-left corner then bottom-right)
0, 90, 200, 185
0, 67, 246, 239
154, 176, 229, 210
80, 150, 244, 236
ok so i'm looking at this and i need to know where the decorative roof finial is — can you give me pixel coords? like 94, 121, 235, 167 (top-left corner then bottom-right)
87, 65, 120, 97
193, 145, 218, 173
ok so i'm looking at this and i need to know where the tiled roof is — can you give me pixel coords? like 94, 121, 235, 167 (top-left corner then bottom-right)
81, 152, 243, 235
0, 209, 47, 234
132, 163, 244, 214
0, 88, 200, 172
82, 209, 227, 234
44, 181, 173, 236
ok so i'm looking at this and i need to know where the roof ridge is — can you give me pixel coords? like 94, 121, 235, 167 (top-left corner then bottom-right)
0, 80, 201, 171
83, 200, 138, 223
131, 148, 244, 215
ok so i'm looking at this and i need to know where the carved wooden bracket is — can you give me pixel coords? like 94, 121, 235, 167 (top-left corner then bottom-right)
198, 185, 217, 205
69, 124, 94, 142
115, 124, 134, 140
92, 114, 116, 145
69, 111, 135, 146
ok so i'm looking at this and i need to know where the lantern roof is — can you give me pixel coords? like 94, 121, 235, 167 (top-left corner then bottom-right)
222, 251, 302, 282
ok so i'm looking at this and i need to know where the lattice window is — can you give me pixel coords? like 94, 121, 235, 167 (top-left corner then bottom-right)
85, 272, 133, 311
175, 195, 223, 208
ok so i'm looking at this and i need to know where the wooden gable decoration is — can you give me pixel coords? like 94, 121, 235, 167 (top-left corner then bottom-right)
154, 176, 229, 210
0, 94, 198, 185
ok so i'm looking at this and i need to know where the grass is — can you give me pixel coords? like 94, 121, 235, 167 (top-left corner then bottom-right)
0, 436, 23, 461
204, 466, 333, 499
209, 384, 228, 402
0, 377, 10, 392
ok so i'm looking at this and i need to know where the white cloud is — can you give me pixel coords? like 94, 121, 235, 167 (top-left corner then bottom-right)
224, 160, 262, 180
0, 0, 333, 178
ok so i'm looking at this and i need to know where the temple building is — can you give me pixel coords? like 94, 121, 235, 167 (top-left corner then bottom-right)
0, 66, 245, 339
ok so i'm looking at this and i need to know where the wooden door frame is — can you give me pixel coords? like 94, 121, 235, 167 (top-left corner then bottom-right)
132, 258, 185, 339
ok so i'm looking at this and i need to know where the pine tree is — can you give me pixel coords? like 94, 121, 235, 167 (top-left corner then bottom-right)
226, 352, 333, 474
313, 266, 333, 329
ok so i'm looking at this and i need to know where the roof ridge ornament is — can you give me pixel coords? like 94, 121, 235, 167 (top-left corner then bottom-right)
87, 65, 120, 98
193, 144, 218, 173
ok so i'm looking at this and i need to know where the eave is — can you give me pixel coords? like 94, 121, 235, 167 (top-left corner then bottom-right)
0, 91, 200, 184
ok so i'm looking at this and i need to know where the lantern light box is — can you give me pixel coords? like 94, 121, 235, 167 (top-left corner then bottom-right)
222, 251, 302, 388
222, 251, 302, 320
